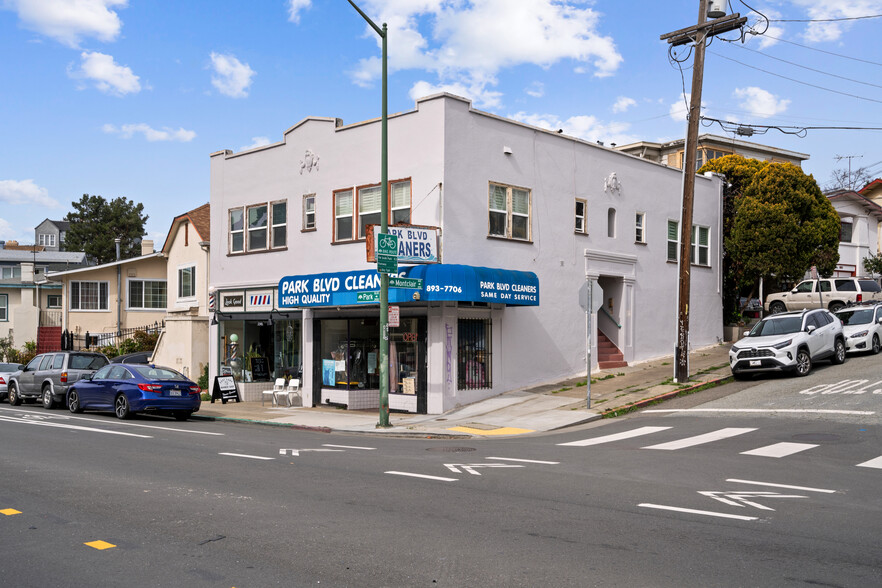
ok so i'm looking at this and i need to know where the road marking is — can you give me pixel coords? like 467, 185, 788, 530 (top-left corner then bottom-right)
699, 491, 807, 511
385, 471, 458, 482
856, 456, 882, 469
1, 508, 21, 516
279, 448, 344, 457
557, 426, 671, 447
323, 444, 376, 450
444, 463, 524, 475
643, 428, 756, 450
638, 503, 758, 521
0, 407, 224, 435
741, 442, 818, 458
485, 457, 560, 464
725, 479, 837, 493
643, 408, 875, 415
84, 540, 116, 550
219, 453, 274, 460
0, 415, 152, 438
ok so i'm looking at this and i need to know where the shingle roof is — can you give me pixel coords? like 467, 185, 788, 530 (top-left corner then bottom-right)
161, 203, 210, 254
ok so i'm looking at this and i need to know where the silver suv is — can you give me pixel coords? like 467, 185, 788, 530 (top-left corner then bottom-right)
729, 308, 846, 379
7, 351, 109, 409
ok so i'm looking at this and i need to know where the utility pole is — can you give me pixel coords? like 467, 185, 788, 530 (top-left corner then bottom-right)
834, 154, 863, 190
661, 3, 746, 384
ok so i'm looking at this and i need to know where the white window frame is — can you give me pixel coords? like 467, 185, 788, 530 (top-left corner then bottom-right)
38, 234, 56, 247
303, 194, 316, 231
177, 265, 196, 301
691, 225, 710, 266
575, 199, 587, 234
0, 294, 7, 321
127, 278, 167, 311
229, 208, 244, 253
390, 179, 412, 225
488, 182, 532, 241
334, 189, 354, 242
357, 185, 383, 239
247, 204, 268, 252
635, 212, 646, 244
271, 200, 287, 248
47, 294, 62, 309
70, 281, 109, 312
229, 200, 288, 254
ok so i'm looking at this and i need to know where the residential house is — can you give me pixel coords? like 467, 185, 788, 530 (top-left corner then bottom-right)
208, 93, 724, 413
152, 204, 211, 380
825, 189, 882, 277
859, 178, 882, 203
35, 219, 70, 252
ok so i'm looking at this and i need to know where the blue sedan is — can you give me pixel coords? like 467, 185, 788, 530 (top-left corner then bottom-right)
68, 364, 201, 420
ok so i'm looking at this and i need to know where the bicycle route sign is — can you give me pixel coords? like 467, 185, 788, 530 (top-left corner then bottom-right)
377, 233, 398, 274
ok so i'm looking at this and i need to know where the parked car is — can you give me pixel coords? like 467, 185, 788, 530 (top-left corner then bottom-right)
0, 363, 25, 402
835, 303, 882, 354
765, 278, 882, 314
67, 363, 201, 421
7, 351, 109, 408
110, 351, 152, 364
729, 308, 846, 379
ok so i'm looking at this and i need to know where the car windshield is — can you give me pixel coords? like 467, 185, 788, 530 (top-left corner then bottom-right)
132, 366, 187, 381
838, 309, 874, 325
749, 316, 803, 336
0, 363, 21, 372
69, 354, 109, 370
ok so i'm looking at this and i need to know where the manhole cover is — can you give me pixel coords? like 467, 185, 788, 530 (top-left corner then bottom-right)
426, 446, 477, 453
792, 433, 841, 443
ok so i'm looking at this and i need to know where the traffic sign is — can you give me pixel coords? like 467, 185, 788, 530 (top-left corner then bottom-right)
357, 291, 380, 303
389, 277, 423, 289
389, 305, 399, 327
377, 232, 398, 274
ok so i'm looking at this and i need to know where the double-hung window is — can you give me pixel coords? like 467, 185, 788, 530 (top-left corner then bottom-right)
271, 201, 287, 248
667, 220, 679, 262
333, 179, 414, 243
575, 199, 587, 234
635, 212, 646, 243
303, 194, 316, 231
0, 294, 7, 321
667, 220, 711, 266
178, 266, 195, 299
128, 279, 167, 310
247, 204, 268, 251
489, 182, 531, 241
228, 200, 288, 254
38, 234, 56, 247
229, 209, 244, 253
70, 281, 109, 311
47, 294, 62, 308
334, 189, 354, 242
391, 180, 411, 225
358, 185, 382, 239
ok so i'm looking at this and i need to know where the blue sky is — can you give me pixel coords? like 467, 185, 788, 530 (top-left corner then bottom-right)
1, 0, 880, 246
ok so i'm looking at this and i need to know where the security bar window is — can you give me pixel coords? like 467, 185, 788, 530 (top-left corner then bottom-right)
458, 318, 492, 390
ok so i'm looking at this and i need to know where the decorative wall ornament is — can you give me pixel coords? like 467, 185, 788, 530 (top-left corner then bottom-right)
603, 172, 622, 197
300, 149, 319, 174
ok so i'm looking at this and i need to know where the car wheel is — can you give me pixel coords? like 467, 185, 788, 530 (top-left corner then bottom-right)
173, 411, 191, 421
769, 301, 787, 314
829, 301, 845, 313
8, 383, 21, 406
42, 386, 55, 409
114, 394, 132, 420
68, 390, 84, 414
873, 334, 881, 355
831, 339, 846, 365
795, 348, 812, 377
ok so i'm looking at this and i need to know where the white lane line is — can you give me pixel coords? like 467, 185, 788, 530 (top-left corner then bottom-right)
219, 453, 274, 460
741, 442, 818, 458
557, 426, 671, 447
0, 407, 224, 435
0, 415, 152, 438
856, 456, 882, 469
323, 444, 376, 450
638, 503, 758, 521
726, 479, 837, 493
643, 409, 875, 415
485, 457, 560, 464
643, 428, 756, 451
385, 471, 458, 482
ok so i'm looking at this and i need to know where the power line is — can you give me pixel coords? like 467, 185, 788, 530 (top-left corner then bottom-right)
707, 49, 882, 105
769, 14, 882, 23
701, 116, 882, 137
751, 33, 882, 67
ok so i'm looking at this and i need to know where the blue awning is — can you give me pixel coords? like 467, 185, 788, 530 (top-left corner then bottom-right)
278, 264, 539, 308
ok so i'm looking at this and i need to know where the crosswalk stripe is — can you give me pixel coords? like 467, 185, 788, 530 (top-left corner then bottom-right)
856, 456, 882, 469
557, 426, 671, 447
643, 428, 757, 451
741, 442, 818, 458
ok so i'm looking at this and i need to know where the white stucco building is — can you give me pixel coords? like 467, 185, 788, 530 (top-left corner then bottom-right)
209, 93, 724, 414
826, 189, 882, 277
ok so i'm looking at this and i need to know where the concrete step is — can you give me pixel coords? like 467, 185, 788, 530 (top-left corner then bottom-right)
598, 360, 629, 369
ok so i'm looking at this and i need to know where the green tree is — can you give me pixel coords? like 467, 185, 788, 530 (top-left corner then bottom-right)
64, 194, 148, 263
863, 252, 882, 276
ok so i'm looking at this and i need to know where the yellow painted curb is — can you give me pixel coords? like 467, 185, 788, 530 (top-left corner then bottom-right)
448, 426, 534, 436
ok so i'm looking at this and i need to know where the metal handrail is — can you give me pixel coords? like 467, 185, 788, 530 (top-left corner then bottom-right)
599, 306, 621, 328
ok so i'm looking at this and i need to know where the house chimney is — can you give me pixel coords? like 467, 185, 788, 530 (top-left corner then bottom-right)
141, 239, 154, 256
21, 262, 34, 283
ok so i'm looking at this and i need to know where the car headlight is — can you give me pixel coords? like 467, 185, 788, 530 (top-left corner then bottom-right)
730, 345, 740, 353
851, 330, 869, 338
772, 339, 793, 349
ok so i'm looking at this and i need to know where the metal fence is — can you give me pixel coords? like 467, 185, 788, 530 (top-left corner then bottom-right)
65, 321, 165, 351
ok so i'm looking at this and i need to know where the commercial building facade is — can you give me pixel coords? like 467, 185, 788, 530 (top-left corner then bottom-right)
209, 93, 724, 414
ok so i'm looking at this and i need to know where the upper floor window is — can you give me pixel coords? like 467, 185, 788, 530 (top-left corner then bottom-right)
229, 209, 244, 253
1, 267, 21, 279
247, 204, 268, 250
128, 279, 167, 310
0, 294, 7, 321
334, 189, 354, 242
489, 182, 531, 241
635, 212, 646, 243
575, 199, 587, 234
667, 221, 711, 266
70, 281, 109, 311
333, 179, 413, 243
303, 194, 316, 231
358, 185, 382, 239
38, 234, 56, 247
178, 266, 195, 299
391, 180, 411, 225
607, 208, 616, 238
271, 201, 287, 248
229, 200, 288, 254
840, 219, 853, 243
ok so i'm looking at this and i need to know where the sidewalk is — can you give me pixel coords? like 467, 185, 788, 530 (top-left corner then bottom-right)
194, 344, 733, 438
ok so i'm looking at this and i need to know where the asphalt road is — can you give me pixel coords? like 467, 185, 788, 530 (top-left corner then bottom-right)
1, 351, 880, 587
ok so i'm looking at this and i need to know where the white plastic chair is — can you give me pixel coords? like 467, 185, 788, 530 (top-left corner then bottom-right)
283, 379, 301, 407
263, 378, 285, 406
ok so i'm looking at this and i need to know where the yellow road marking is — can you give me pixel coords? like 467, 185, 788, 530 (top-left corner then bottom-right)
448, 426, 534, 436
1, 508, 22, 516
85, 540, 116, 550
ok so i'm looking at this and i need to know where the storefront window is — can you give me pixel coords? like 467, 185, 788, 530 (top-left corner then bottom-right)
220, 318, 300, 383
458, 318, 492, 390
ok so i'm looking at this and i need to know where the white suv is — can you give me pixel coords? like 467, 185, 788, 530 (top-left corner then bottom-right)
729, 308, 846, 379
835, 303, 882, 354
765, 278, 882, 314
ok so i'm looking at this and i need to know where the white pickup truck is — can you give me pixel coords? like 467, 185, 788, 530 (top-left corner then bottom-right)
765, 278, 882, 314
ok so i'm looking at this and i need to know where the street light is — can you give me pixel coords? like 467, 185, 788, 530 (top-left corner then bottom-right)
345, 1, 391, 428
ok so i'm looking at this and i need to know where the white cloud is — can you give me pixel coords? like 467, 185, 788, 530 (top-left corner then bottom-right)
0, 179, 60, 208
508, 111, 638, 146
668, 93, 707, 123
3, 0, 126, 48
734, 86, 790, 118
209, 52, 255, 98
409, 79, 503, 109
240, 136, 271, 151
612, 96, 636, 113
102, 123, 196, 142
287, 0, 311, 24
0, 218, 16, 240
68, 51, 140, 95
790, 0, 882, 42
525, 82, 544, 98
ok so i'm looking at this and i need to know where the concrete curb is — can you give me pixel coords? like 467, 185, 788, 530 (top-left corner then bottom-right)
190, 414, 333, 434
599, 375, 733, 417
